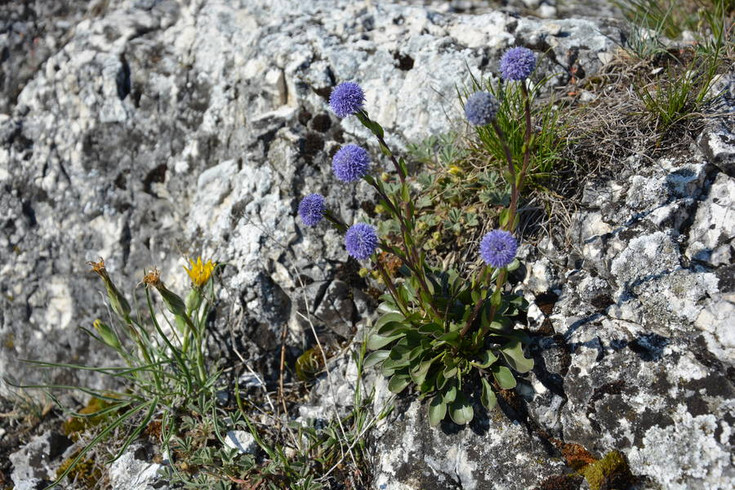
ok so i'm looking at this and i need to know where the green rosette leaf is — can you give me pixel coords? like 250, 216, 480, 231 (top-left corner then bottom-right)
428, 395, 447, 427
500, 340, 534, 373
448, 392, 474, 425
481, 378, 497, 410
492, 365, 517, 390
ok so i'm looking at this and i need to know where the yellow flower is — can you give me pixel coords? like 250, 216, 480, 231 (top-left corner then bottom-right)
184, 257, 216, 288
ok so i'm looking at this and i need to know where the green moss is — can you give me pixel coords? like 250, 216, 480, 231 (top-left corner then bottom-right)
55, 452, 103, 489
295, 347, 323, 381
62, 397, 117, 441
581, 450, 635, 490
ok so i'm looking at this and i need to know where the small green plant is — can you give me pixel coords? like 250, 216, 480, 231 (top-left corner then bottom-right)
298, 48, 545, 427
465, 74, 564, 190
636, 51, 722, 133
8, 256, 221, 487
613, 0, 733, 60
159, 338, 390, 489
606, 0, 734, 137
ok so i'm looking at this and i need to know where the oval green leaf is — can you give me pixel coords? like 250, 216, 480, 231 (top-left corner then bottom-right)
363, 350, 389, 369
492, 365, 517, 390
443, 382, 458, 403
448, 393, 474, 425
471, 349, 498, 369
374, 313, 405, 331
500, 340, 534, 374
428, 395, 447, 427
366, 332, 404, 351
388, 374, 411, 394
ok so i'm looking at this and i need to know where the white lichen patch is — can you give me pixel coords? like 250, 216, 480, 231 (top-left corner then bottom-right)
610, 231, 680, 292
695, 292, 735, 365
43, 277, 73, 332
627, 404, 735, 489
671, 353, 710, 382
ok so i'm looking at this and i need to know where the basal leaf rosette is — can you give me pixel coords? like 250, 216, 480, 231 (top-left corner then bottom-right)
365, 266, 533, 427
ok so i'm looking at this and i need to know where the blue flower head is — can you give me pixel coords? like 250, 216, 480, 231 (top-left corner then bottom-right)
500, 47, 536, 81
480, 230, 518, 268
298, 193, 326, 226
333, 144, 371, 182
465, 91, 499, 126
345, 223, 378, 260
329, 82, 365, 118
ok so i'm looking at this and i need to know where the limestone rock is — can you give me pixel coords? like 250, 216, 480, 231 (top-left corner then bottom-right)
9, 432, 72, 489
223, 431, 258, 455
108, 444, 167, 490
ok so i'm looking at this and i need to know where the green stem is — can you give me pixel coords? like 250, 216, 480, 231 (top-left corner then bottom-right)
375, 259, 410, 318
461, 80, 534, 341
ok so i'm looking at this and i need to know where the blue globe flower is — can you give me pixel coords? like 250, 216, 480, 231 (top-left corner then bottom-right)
480, 230, 518, 268
333, 144, 371, 182
298, 193, 326, 226
500, 47, 536, 81
329, 82, 365, 118
465, 91, 500, 126
345, 223, 378, 260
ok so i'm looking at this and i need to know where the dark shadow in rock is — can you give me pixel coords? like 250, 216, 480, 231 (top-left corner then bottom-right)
562, 313, 603, 340
116, 54, 131, 100
715, 264, 735, 292
628, 333, 668, 361
531, 340, 568, 399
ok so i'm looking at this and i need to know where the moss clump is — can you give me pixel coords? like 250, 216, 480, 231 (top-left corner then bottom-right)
295, 347, 323, 381
537, 474, 584, 490
62, 397, 116, 441
55, 452, 103, 489
581, 450, 635, 490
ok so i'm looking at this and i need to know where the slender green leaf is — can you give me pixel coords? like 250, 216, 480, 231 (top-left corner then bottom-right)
50, 401, 150, 488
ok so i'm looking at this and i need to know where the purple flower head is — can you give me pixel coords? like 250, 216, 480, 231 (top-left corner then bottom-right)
500, 47, 536, 81
329, 82, 365, 118
480, 230, 518, 268
333, 144, 371, 182
345, 223, 378, 260
298, 193, 326, 227
465, 91, 500, 126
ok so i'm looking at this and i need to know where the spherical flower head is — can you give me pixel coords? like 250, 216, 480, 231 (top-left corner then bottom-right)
329, 82, 365, 118
465, 91, 500, 126
500, 47, 536, 81
298, 193, 326, 226
480, 230, 518, 268
345, 223, 378, 260
332, 144, 371, 182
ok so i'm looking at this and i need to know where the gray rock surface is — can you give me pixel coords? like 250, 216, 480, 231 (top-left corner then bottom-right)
0, 0, 620, 396
108, 443, 167, 490
9, 432, 72, 489
223, 430, 258, 455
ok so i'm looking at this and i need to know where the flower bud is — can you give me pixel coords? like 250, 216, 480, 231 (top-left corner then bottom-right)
88, 259, 131, 322
93, 319, 122, 350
